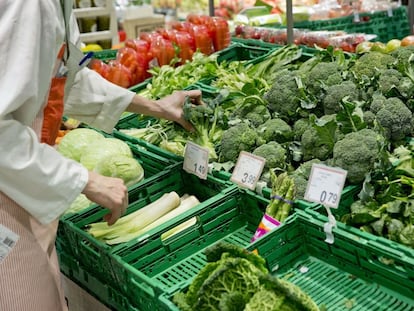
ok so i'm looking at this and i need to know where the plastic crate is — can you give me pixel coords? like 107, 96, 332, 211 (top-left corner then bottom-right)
305, 186, 414, 262
160, 210, 414, 310
58, 166, 236, 288
107, 189, 270, 309
294, 6, 410, 43
90, 49, 118, 62
58, 250, 139, 311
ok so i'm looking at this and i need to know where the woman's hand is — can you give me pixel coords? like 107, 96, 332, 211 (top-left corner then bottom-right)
127, 89, 202, 131
155, 89, 202, 131
82, 171, 128, 225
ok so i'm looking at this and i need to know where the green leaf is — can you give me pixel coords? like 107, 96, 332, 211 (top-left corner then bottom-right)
336, 98, 366, 134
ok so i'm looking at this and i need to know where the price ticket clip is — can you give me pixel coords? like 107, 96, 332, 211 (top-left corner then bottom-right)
323, 205, 337, 244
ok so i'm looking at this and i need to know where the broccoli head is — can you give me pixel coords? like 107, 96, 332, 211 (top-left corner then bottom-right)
220, 122, 263, 162
351, 51, 395, 83
301, 114, 339, 161
252, 141, 287, 171
257, 118, 294, 143
376, 68, 414, 98
263, 70, 301, 120
391, 45, 414, 73
374, 97, 413, 142
293, 118, 311, 141
332, 128, 385, 184
322, 80, 359, 115
230, 100, 272, 128
289, 159, 323, 199
306, 61, 344, 95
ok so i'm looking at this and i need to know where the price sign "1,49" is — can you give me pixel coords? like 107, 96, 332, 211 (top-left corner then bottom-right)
183, 141, 209, 179
231, 151, 265, 190
304, 164, 347, 209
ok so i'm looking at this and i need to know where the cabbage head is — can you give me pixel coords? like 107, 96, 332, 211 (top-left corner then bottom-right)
80, 138, 133, 170
95, 154, 144, 186
57, 128, 105, 161
65, 194, 92, 215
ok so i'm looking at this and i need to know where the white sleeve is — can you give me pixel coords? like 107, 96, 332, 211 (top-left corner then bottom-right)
0, 1, 89, 224
64, 68, 135, 133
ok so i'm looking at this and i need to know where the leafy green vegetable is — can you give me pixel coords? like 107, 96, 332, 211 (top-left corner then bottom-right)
57, 128, 105, 161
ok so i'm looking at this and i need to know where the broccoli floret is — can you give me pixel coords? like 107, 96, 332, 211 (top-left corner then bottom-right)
376, 68, 414, 99
289, 159, 323, 199
391, 45, 414, 73
377, 68, 403, 96
252, 141, 287, 171
363, 110, 376, 127
183, 96, 226, 160
293, 118, 311, 141
351, 51, 394, 82
264, 70, 301, 120
322, 80, 359, 115
231, 102, 271, 128
374, 97, 413, 142
369, 93, 388, 114
332, 128, 385, 184
220, 122, 262, 162
257, 118, 294, 143
306, 61, 344, 95
301, 114, 339, 161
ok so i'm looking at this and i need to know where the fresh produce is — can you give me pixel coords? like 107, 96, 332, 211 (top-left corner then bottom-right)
342, 142, 414, 248
172, 242, 320, 311
87, 192, 201, 245
94, 154, 144, 187
57, 128, 105, 162
80, 138, 132, 170
265, 171, 296, 222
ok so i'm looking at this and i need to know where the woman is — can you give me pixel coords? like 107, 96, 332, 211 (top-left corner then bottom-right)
0, 1, 200, 310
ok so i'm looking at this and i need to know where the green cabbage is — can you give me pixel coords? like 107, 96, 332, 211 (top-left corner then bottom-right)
65, 194, 92, 214
57, 128, 105, 161
95, 154, 144, 186
80, 138, 133, 170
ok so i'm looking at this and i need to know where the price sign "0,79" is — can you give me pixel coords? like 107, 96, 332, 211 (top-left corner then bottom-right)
304, 164, 347, 209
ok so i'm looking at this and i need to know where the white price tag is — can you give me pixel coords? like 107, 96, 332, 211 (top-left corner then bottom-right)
231, 151, 265, 190
304, 164, 347, 209
183, 141, 209, 179
0, 224, 19, 263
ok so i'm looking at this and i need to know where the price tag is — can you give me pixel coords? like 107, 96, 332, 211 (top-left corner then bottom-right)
230, 151, 265, 190
183, 141, 209, 179
304, 164, 347, 209
0, 224, 19, 263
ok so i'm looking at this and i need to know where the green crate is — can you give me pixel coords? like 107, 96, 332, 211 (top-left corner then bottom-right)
294, 6, 410, 43
231, 37, 319, 55
215, 42, 275, 63
109, 189, 270, 309
305, 185, 414, 262
57, 250, 139, 311
159, 210, 414, 310
59, 167, 236, 289
90, 49, 118, 62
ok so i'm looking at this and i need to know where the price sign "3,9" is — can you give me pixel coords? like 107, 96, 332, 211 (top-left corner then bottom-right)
231, 151, 265, 190
304, 164, 347, 209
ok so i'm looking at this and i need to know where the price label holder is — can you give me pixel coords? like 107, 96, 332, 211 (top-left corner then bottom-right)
304, 163, 347, 244
183, 141, 209, 180
230, 151, 265, 190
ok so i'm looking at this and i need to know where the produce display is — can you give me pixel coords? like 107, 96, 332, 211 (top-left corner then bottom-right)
233, 25, 372, 52
172, 242, 320, 311
57, 128, 144, 214
87, 191, 200, 244
56, 9, 414, 309
89, 15, 231, 88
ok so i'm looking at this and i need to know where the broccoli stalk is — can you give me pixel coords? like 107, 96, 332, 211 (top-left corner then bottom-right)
183, 96, 225, 161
